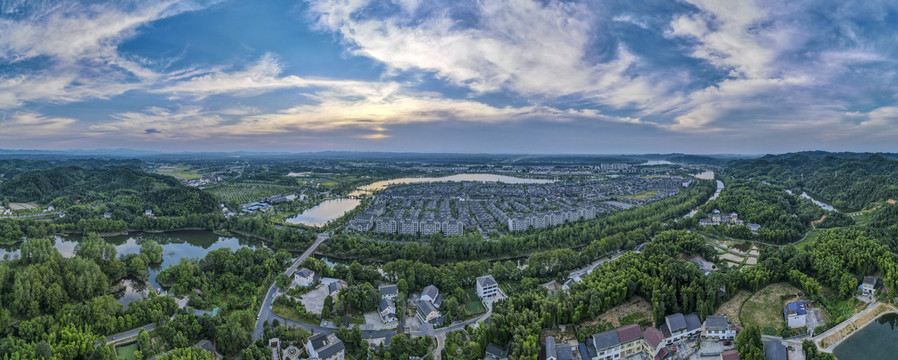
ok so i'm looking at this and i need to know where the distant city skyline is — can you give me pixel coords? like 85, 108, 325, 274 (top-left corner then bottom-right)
2, 0, 898, 153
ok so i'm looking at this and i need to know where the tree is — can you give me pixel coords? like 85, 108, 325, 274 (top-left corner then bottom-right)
275, 273, 292, 289
140, 240, 164, 264
735, 325, 764, 360
322, 295, 334, 317
138, 329, 155, 358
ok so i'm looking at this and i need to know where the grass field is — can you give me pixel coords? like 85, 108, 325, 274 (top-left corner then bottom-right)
115, 343, 138, 360
622, 190, 659, 200
464, 288, 486, 315
740, 283, 803, 335
584, 296, 654, 328
155, 165, 202, 180
715, 290, 752, 326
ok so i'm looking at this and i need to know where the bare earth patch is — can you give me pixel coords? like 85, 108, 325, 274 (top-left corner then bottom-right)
715, 290, 752, 326
583, 296, 654, 328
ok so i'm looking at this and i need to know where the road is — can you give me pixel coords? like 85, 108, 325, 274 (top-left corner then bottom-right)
105, 323, 158, 344
253, 233, 329, 340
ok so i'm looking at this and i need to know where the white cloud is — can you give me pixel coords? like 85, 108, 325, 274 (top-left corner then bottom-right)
0, 112, 76, 138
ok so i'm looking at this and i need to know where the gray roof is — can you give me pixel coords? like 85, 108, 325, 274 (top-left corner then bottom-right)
422, 285, 440, 300
864, 275, 878, 286
379, 298, 394, 313
318, 339, 345, 360
592, 329, 620, 351
545, 336, 557, 359
416, 299, 438, 315
556, 345, 573, 360
379, 284, 398, 296
477, 275, 498, 288
485, 344, 507, 359
308, 333, 329, 349
685, 313, 702, 331
764, 340, 787, 360
704, 315, 729, 331
296, 268, 314, 278
665, 313, 687, 333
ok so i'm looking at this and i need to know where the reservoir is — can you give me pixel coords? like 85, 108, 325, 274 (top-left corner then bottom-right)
0, 231, 261, 304
833, 313, 898, 360
349, 173, 554, 196
286, 198, 361, 226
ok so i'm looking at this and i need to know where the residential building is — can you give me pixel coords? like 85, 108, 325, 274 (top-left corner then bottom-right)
144, 209, 154, 216
862, 275, 879, 296
591, 324, 666, 360
420, 285, 443, 308
545, 336, 557, 360
294, 268, 316, 288
784, 302, 807, 328
720, 349, 740, 360
415, 299, 441, 324
476, 275, 500, 299
442, 220, 464, 236
660, 313, 702, 345
763, 340, 787, 360
328, 280, 346, 296
703, 315, 737, 340
379, 284, 399, 299
102, 212, 112, 219
306, 334, 345, 360
378, 298, 397, 324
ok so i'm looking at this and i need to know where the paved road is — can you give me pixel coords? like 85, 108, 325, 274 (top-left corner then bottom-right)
106, 323, 158, 344
253, 233, 329, 340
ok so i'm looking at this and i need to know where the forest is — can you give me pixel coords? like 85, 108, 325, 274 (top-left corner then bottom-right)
710, 179, 824, 243
726, 154, 898, 209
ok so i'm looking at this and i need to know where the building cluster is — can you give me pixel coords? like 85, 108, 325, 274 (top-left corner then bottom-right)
415, 285, 445, 325
698, 209, 762, 234
378, 284, 399, 324
241, 194, 300, 214
184, 174, 224, 187
347, 176, 686, 235
539, 313, 740, 360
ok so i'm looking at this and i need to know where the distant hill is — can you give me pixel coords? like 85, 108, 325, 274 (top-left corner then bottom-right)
0, 166, 217, 216
726, 154, 898, 209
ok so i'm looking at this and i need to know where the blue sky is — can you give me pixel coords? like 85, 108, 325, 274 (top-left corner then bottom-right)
1, 0, 898, 153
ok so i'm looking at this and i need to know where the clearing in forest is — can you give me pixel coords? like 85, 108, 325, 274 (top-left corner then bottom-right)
740, 283, 803, 334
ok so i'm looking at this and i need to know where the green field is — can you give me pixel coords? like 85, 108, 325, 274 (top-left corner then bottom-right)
207, 183, 300, 204
115, 343, 138, 360
622, 190, 659, 200
464, 288, 487, 315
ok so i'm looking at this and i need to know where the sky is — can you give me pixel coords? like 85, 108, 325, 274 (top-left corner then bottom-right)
1, 0, 898, 154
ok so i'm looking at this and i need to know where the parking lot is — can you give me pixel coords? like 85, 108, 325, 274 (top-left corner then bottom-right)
300, 284, 329, 315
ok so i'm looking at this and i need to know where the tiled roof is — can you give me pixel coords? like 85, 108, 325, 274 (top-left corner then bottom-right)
643, 327, 664, 348
616, 324, 643, 343
592, 330, 620, 351
665, 313, 687, 333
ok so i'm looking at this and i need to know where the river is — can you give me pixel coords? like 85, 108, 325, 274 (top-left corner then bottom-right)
833, 313, 898, 359
785, 189, 839, 212
0, 230, 262, 306
685, 171, 723, 218
286, 198, 361, 226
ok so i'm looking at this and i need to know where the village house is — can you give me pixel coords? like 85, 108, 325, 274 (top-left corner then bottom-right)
476, 275, 500, 300
861, 275, 879, 296
378, 298, 397, 324
784, 301, 807, 328
305, 334, 345, 360
484, 344, 508, 360
660, 312, 702, 345
294, 268, 316, 288
379, 284, 399, 299
702, 315, 737, 340
590, 324, 665, 360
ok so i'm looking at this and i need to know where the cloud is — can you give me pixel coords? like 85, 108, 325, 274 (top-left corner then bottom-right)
0, 112, 76, 138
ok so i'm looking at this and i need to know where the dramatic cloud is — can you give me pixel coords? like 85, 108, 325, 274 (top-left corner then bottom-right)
0, 112, 76, 138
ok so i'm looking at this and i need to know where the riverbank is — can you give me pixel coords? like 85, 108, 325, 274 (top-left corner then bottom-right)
814, 301, 896, 352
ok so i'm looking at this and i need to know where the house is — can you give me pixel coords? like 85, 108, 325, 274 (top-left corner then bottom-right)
379, 298, 397, 324
660, 313, 701, 345
415, 299, 441, 324
784, 302, 807, 328
144, 209, 154, 216
545, 336, 557, 360
862, 276, 879, 296
294, 268, 316, 288
476, 275, 500, 299
591, 324, 666, 360
102, 212, 112, 219
699, 219, 714, 226
421, 285, 443, 308
746, 223, 761, 234
690, 257, 716, 275
379, 284, 399, 299
703, 315, 737, 340
328, 280, 346, 296
556, 344, 574, 360
720, 349, 740, 360
306, 334, 345, 360
484, 344, 508, 360
763, 340, 787, 360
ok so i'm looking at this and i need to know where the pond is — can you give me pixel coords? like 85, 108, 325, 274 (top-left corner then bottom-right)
0, 231, 262, 303
833, 313, 898, 360
348, 173, 554, 196
286, 198, 361, 226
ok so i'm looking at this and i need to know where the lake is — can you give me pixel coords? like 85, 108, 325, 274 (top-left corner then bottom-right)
785, 189, 840, 212
286, 198, 361, 226
349, 173, 554, 196
833, 313, 898, 360
0, 231, 262, 305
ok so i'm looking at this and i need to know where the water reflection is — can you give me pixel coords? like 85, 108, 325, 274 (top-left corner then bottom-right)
286, 198, 361, 226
